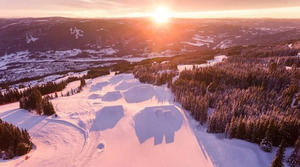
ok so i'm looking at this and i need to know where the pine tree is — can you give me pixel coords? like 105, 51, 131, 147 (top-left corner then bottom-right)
80, 78, 86, 87
271, 140, 286, 167
229, 117, 237, 138
288, 138, 300, 167
0, 119, 32, 159
260, 136, 272, 152
42, 99, 56, 116
269, 62, 277, 73
29, 89, 43, 114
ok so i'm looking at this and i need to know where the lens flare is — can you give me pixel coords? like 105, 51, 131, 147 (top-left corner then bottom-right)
152, 6, 171, 24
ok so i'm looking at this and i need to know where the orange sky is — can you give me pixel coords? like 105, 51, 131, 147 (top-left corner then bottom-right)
1, 0, 300, 18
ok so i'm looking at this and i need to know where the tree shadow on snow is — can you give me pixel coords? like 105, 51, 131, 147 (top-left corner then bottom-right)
102, 91, 122, 101
124, 85, 171, 103
88, 94, 101, 99
133, 105, 183, 145
90, 105, 124, 131
109, 74, 134, 85
115, 80, 138, 91
1, 108, 46, 130
90, 81, 109, 92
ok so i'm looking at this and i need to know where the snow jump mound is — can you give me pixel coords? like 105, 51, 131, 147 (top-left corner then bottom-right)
124, 85, 155, 103
133, 105, 184, 145
102, 91, 122, 101
91, 105, 124, 131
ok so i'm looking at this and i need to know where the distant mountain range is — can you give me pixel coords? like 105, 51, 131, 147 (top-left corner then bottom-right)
1, 17, 300, 83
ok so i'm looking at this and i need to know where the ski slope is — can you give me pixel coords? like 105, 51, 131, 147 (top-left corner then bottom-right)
0, 72, 278, 167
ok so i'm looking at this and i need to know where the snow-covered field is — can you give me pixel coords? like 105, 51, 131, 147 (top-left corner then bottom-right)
177, 55, 228, 72
0, 72, 284, 167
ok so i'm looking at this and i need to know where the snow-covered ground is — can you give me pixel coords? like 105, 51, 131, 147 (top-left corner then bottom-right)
182, 34, 215, 47
0, 72, 285, 167
70, 27, 84, 39
177, 55, 228, 72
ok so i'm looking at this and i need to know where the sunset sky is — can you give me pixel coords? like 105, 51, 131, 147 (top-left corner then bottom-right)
1, 0, 300, 18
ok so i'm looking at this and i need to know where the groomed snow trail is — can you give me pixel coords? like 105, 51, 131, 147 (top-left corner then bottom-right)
0, 73, 276, 167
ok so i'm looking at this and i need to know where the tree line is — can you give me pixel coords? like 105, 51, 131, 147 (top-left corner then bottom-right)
133, 62, 177, 86
0, 119, 32, 159
0, 68, 109, 105
171, 56, 299, 147
133, 52, 299, 151
19, 88, 56, 116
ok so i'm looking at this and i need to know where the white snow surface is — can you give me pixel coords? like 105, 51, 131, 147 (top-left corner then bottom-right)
26, 34, 39, 44
0, 72, 278, 167
70, 27, 84, 39
183, 34, 215, 47
178, 55, 228, 72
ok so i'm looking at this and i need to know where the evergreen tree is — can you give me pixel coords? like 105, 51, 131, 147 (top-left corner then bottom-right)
42, 99, 56, 116
269, 62, 278, 73
0, 119, 32, 159
19, 89, 56, 116
271, 141, 286, 167
288, 138, 300, 167
30, 89, 43, 114
260, 136, 272, 152
80, 78, 86, 87
229, 117, 237, 138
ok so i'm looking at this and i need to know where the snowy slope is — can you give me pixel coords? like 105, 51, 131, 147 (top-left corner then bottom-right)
0, 72, 281, 167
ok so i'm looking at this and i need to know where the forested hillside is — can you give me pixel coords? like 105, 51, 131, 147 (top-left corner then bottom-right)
134, 42, 300, 148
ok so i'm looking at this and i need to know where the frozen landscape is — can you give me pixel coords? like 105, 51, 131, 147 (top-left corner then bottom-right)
0, 14, 299, 167
0, 72, 286, 167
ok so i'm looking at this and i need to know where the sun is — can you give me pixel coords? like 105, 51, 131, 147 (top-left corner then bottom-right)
152, 6, 171, 24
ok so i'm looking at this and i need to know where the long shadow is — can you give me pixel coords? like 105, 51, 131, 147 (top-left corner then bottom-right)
0, 108, 20, 117
124, 85, 155, 103
109, 74, 134, 85
180, 108, 218, 162
133, 105, 183, 145
90, 105, 124, 131
180, 105, 269, 167
153, 86, 173, 103
90, 81, 109, 92
115, 80, 138, 91
1, 108, 46, 130
88, 94, 101, 99
102, 91, 122, 101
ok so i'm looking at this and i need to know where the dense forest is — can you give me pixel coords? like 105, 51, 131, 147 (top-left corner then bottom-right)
133, 46, 300, 150
19, 88, 56, 116
0, 68, 109, 105
0, 119, 32, 159
174, 56, 299, 147
133, 62, 177, 86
